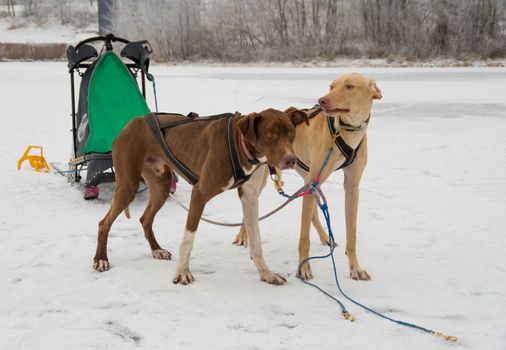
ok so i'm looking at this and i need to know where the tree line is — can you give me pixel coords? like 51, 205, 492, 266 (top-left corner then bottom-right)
3, 0, 505, 61
110, 0, 506, 61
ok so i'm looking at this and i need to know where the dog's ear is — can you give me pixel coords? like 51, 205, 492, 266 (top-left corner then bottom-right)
285, 107, 309, 126
237, 112, 262, 142
369, 79, 382, 100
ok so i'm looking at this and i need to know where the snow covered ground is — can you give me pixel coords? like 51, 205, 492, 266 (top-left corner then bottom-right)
0, 4, 97, 44
1, 63, 505, 349
0, 18, 96, 44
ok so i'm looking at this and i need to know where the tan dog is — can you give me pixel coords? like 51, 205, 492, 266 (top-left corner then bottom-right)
93, 108, 307, 285
234, 73, 382, 281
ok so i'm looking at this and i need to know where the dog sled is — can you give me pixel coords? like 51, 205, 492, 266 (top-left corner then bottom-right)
65, 34, 155, 199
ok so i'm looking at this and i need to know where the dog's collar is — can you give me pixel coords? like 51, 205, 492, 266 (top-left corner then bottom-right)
337, 114, 370, 132
238, 132, 261, 165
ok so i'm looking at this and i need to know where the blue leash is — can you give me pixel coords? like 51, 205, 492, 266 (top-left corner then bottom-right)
148, 73, 159, 113
53, 168, 86, 174
51, 167, 148, 194
274, 147, 457, 342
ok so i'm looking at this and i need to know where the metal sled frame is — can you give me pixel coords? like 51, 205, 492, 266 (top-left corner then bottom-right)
67, 34, 153, 185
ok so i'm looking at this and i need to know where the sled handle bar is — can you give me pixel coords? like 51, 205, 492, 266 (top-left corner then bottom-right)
75, 34, 130, 51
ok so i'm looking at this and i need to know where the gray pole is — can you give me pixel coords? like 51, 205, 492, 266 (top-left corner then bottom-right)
98, 0, 114, 35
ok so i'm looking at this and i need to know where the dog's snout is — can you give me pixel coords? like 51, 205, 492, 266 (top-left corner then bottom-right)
318, 97, 328, 106
281, 154, 296, 169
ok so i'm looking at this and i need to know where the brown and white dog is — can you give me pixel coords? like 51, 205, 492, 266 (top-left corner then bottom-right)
93, 108, 306, 285
234, 73, 382, 281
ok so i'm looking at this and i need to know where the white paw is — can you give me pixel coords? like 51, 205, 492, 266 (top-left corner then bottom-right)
93, 259, 109, 272
260, 271, 287, 285
152, 249, 172, 260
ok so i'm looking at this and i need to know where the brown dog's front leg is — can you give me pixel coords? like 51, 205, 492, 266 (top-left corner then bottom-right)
233, 166, 269, 248
239, 172, 286, 285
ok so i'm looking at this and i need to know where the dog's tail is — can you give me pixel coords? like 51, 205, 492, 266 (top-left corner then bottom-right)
124, 207, 131, 219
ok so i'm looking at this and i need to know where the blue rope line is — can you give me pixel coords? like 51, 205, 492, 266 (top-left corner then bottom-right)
296, 237, 347, 313
150, 74, 159, 113
308, 198, 435, 334
53, 168, 148, 194
53, 168, 86, 174
277, 145, 456, 340
137, 182, 148, 194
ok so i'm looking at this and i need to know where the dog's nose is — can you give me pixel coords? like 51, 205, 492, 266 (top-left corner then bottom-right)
281, 154, 296, 169
318, 97, 327, 106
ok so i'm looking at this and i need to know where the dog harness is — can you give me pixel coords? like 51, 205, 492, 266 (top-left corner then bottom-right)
145, 112, 259, 188
295, 105, 368, 173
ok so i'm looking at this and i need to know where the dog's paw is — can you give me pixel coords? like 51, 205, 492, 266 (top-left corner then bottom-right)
323, 239, 338, 248
93, 259, 109, 272
318, 233, 338, 247
350, 266, 371, 281
260, 271, 287, 285
296, 263, 313, 280
172, 269, 195, 285
232, 233, 248, 247
152, 249, 172, 260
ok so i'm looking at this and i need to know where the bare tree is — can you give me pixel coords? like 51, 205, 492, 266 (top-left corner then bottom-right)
6, 0, 16, 16
21, 0, 39, 17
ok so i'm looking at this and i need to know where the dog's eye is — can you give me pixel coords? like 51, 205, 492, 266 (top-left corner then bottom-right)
346, 84, 354, 90
266, 131, 274, 139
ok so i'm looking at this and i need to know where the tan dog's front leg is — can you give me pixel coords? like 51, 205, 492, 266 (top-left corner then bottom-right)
295, 166, 335, 247
297, 151, 336, 280
239, 172, 286, 285
343, 136, 370, 281
297, 194, 315, 280
233, 225, 249, 247
311, 197, 338, 247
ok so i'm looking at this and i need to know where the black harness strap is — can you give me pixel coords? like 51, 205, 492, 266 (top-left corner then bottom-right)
295, 106, 321, 172
307, 105, 323, 120
295, 158, 310, 172
145, 112, 252, 188
158, 112, 235, 129
326, 115, 361, 170
145, 113, 199, 184
295, 107, 362, 173
227, 116, 250, 188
